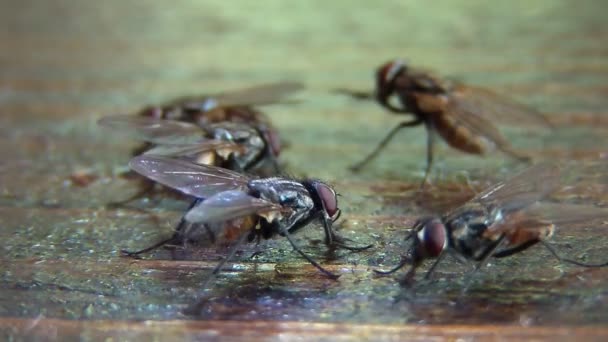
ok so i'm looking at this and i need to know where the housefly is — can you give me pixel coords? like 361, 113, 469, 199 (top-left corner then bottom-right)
98, 116, 278, 173
138, 82, 302, 125
122, 155, 371, 279
342, 60, 550, 183
98, 114, 283, 206
137, 81, 303, 156
98, 82, 302, 205
375, 162, 608, 283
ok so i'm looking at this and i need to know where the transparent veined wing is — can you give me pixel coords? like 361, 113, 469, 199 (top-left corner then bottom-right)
129, 155, 250, 198
433, 92, 532, 160
185, 190, 283, 223
449, 84, 552, 128
211, 82, 304, 107
521, 202, 608, 227
143, 141, 243, 158
486, 202, 608, 242
176, 82, 304, 111
469, 162, 562, 214
98, 115, 203, 145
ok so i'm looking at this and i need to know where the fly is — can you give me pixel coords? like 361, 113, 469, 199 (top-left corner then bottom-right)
138, 81, 303, 157
341, 60, 551, 184
99, 116, 277, 173
375, 162, 608, 284
123, 155, 372, 279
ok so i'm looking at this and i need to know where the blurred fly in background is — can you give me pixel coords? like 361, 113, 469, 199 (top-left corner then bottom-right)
99, 82, 303, 205
339, 60, 551, 184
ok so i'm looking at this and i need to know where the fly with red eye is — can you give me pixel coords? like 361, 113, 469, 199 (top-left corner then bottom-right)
98, 115, 284, 207
99, 82, 302, 206
99, 116, 278, 173
340, 59, 551, 185
375, 163, 608, 285
136, 82, 303, 126
134, 82, 302, 162
122, 155, 372, 279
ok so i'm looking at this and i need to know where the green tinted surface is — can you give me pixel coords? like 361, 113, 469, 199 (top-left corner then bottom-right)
1, 1, 608, 340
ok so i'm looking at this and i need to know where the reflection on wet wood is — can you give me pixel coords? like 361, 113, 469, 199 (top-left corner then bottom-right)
3, 318, 608, 341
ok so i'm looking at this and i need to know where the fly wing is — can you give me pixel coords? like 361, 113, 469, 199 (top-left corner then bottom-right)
98, 115, 203, 145
522, 202, 608, 227
143, 141, 243, 158
171, 82, 304, 111
440, 93, 531, 160
469, 163, 562, 214
184, 190, 283, 223
210, 82, 304, 107
450, 84, 552, 128
129, 155, 250, 198
485, 202, 608, 238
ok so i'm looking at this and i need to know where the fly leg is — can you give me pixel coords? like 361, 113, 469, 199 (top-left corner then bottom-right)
184, 232, 252, 316
120, 236, 179, 258
461, 234, 508, 292
283, 229, 340, 279
320, 212, 373, 251
208, 233, 250, 276
374, 257, 410, 275
540, 240, 608, 268
420, 121, 436, 188
349, 118, 423, 172
332, 88, 374, 100
121, 198, 202, 257
374, 256, 421, 287
423, 251, 448, 280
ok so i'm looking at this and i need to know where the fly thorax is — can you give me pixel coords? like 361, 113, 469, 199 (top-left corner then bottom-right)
446, 207, 492, 260
248, 179, 314, 232
211, 123, 265, 169
449, 209, 489, 238
211, 124, 235, 142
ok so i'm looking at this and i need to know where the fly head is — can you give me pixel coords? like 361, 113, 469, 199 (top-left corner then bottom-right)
411, 217, 448, 263
375, 59, 408, 106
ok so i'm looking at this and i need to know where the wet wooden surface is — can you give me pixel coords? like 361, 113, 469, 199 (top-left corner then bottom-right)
1, 1, 608, 340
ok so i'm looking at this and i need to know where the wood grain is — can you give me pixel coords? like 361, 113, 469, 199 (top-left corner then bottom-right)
1, 0, 608, 340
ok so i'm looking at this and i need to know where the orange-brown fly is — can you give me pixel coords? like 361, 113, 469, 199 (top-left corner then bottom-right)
341, 60, 550, 183
136, 82, 303, 158
375, 163, 608, 284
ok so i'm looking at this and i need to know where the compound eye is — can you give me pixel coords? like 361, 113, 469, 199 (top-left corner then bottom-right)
419, 220, 447, 258
377, 60, 406, 85
315, 183, 338, 218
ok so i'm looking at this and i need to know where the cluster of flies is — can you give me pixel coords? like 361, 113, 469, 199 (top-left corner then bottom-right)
99, 59, 608, 284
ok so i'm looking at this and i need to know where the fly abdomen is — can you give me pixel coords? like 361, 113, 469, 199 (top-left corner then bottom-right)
433, 112, 487, 155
